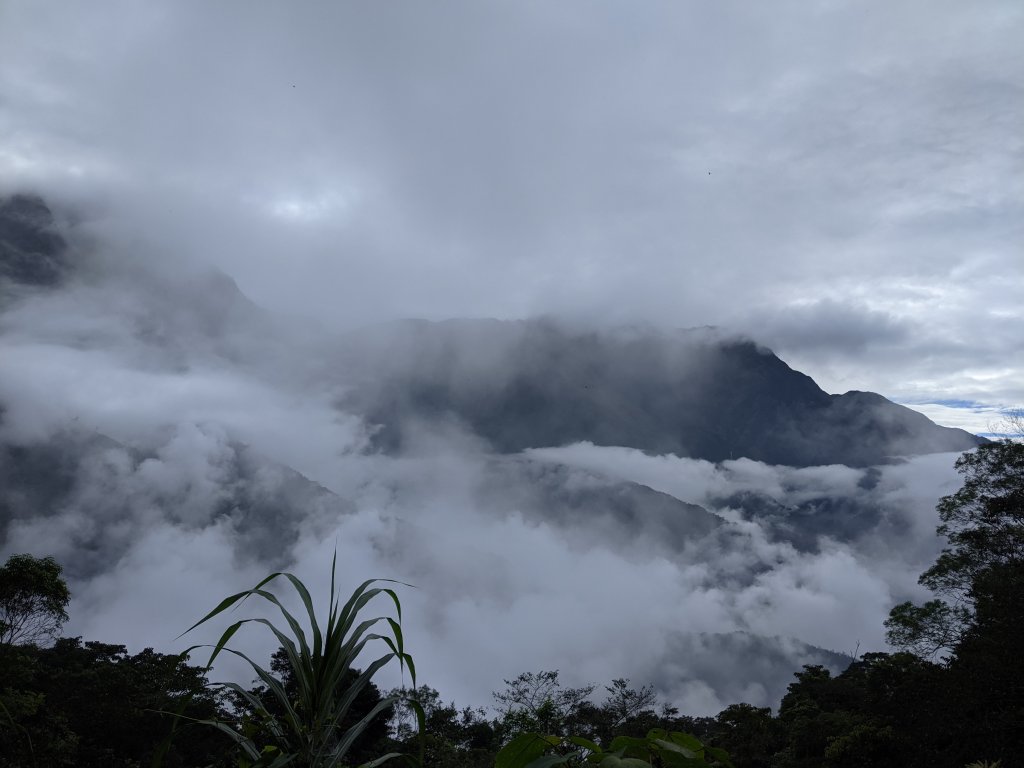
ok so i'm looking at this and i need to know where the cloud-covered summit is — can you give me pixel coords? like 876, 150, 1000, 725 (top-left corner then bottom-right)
0, 193, 69, 288
2, 0, 1020, 411
2, 0, 1020, 717
335, 317, 981, 466
0, 194, 980, 713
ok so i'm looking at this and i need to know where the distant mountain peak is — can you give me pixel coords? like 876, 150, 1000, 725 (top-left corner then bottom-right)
338, 318, 982, 466
0, 192, 69, 288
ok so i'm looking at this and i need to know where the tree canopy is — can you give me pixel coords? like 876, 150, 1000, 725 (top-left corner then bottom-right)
0, 553, 70, 647
886, 440, 1024, 658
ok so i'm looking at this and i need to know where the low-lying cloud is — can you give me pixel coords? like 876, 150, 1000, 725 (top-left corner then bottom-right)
0, 242, 967, 715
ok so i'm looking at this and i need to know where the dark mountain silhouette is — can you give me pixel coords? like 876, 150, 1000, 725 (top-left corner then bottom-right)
0, 193, 69, 288
0, 194, 982, 474
337, 319, 982, 467
1, 195, 982, 470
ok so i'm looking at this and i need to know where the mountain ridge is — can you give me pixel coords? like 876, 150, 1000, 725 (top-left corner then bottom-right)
335, 317, 982, 467
0, 193, 983, 471
0, 192, 983, 714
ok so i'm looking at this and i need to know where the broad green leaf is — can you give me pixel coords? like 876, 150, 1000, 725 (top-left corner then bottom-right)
652, 738, 698, 759
569, 736, 602, 753
702, 745, 734, 767
608, 736, 652, 758
525, 753, 583, 768
655, 751, 708, 768
664, 732, 705, 753
598, 756, 652, 768
496, 733, 553, 768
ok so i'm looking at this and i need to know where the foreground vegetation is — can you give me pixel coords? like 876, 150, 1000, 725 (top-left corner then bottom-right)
1, 439, 1021, 767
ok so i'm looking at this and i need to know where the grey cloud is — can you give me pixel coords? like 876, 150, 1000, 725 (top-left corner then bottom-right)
655, 632, 850, 715
0, 245, 965, 712
2, 1, 1020, 386
741, 299, 911, 355
0, 0, 1020, 717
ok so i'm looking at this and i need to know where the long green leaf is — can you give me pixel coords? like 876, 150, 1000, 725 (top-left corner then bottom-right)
207, 646, 303, 739
248, 587, 313, 661
325, 696, 402, 767
174, 558, 416, 768
169, 714, 262, 761
180, 570, 291, 637
331, 653, 396, 724
281, 571, 323, 661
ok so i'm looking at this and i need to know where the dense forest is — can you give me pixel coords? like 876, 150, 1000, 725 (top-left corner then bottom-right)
2, 439, 1021, 768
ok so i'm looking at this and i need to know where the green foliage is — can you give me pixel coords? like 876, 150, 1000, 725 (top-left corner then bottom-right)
887, 440, 1024, 657
0, 637, 225, 768
3, 440, 1020, 768
494, 728, 733, 768
884, 600, 969, 660
0, 553, 70, 647
181, 553, 418, 768
707, 704, 779, 768
944, 560, 1024, 763
389, 685, 497, 768
770, 654, 951, 768
880, 441, 1024, 764
580, 679, 660, 744
928, 440, 1024, 596
493, 671, 596, 742
599, 680, 657, 729
242, 648, 396, 767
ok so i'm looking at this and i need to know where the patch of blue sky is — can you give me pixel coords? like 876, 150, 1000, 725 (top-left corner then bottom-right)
923, 399, 986, 409
896, 401, 1019, 436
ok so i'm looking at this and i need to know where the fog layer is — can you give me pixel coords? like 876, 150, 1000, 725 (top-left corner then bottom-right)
0, 207, 967, 713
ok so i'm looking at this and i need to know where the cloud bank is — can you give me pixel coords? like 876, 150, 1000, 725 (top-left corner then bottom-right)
0, 0, 1021, 409
0, 233, 967, 714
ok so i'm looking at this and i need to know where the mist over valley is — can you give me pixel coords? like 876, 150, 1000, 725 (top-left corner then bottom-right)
0, 195, 986, 713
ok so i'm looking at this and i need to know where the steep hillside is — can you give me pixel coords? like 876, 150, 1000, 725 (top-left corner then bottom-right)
337, 318, 982, 467
0, 193, 69, 289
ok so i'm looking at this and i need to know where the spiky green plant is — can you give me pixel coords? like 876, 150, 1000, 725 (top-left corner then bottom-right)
180, 554, 419, 768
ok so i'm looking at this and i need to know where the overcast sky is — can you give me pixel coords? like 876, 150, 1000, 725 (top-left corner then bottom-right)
5, 1, 1024, 714
2, 0, 1022, 425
